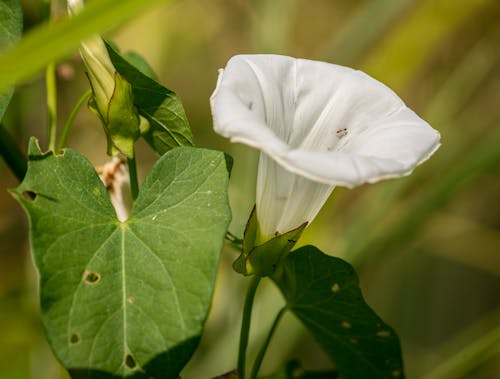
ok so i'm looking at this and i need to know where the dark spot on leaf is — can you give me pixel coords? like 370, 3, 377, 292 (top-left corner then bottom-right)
22, 190, 37, 201
291, 366, 305, 378
287, 239, 296, 243
125, 354, 136, 369
83, 271, 100, 285
69, 333, 80, 344
223, 153, 234, 177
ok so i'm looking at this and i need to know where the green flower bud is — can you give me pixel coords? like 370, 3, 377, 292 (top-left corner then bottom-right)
68, 0, 141, 158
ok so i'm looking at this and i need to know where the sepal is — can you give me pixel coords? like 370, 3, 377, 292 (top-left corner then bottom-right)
102, 73, 140, 157
233, 207, 307, 277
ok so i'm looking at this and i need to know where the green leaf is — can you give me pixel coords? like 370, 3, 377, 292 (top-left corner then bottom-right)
0, 0, 21, 54
272, 246, 405, 379
122, 51, 158, 80
0, 0, 22, 121
0, 0, 171, 93
105, 41, 195, 155
12, 139, 231, 378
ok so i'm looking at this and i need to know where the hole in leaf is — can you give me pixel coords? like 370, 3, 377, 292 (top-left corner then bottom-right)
22, 191, 37, 201
69, 333, 80, 344
83, 271, 100, 285
331, 283, 340, 293
125, 354, 136, 369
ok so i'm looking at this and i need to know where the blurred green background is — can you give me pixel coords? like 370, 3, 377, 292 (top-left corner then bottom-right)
1, 0, 499, 378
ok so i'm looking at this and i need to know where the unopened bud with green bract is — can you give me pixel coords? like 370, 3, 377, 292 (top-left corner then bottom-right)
68, 0, 145, 158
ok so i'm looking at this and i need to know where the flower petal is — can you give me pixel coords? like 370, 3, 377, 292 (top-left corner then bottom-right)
256, 153, 334, 240
210, 54, 440, 187
211, 54, 441, 239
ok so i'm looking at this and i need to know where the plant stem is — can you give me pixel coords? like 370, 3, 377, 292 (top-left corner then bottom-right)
0, 124, 27, 181
127, 156, 139, 201
57, 89, 92, 151
238, 276, 261, 379
249, 307, 287, 379
225, 231, 244, 252
46, 62, 57, 151
226, 231, 243, 245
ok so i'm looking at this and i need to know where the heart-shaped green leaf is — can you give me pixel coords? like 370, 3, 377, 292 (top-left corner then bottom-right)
13, 139, 231, 378
272, 246, 404, 379
105, 41, 194, 154
0, 0, 22, 120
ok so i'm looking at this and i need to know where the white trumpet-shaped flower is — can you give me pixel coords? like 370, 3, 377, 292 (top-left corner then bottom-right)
210, 54, 440, 242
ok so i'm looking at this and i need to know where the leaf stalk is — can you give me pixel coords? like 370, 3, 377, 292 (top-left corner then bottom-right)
57, 89, 92, 151
249, 307, 287, 379
46, 62, 57, 151
238, 275, 261, 379
128, 156, 139, 201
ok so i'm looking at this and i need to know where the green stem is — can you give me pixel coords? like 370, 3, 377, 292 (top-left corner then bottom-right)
0, 124, 27, 181
238, 276, 261, 379
46, 62, 57, 151
225, 231, 244, 252
226, 231, 243, 244
57, 89, 92, 151
249, 307, 287, 379
127, 156, 139, 201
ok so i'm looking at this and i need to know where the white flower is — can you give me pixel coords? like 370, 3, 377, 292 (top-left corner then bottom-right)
210, 54, 440, 242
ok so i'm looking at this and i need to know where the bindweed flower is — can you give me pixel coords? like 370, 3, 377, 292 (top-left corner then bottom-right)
210, 54, 440, 242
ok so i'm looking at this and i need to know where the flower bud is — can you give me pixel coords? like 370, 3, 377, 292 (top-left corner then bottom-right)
68, 0, 141, 158
68, 0, 115, 117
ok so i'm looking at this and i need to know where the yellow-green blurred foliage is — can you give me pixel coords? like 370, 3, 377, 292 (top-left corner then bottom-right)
1, 0, 499, 378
